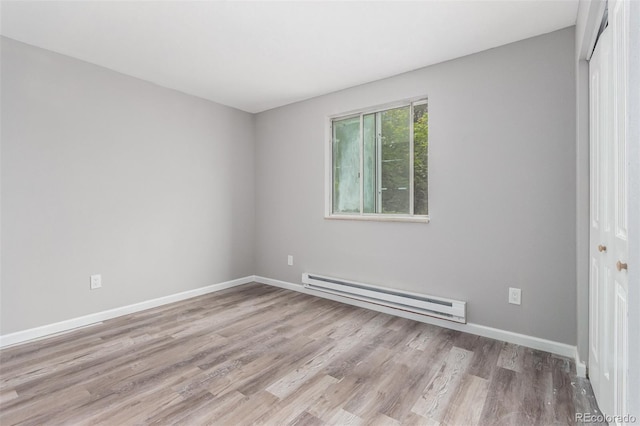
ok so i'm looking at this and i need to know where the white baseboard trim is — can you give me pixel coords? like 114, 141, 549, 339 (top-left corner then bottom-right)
3, 274, 584, 372
575, 349, 588, 378
0, 275, 254, 348
255, 275, 579, 360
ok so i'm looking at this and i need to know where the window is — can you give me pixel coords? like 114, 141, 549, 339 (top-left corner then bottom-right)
328, 98, 428, 222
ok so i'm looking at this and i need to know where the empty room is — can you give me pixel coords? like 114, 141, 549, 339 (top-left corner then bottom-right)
1, 0, 638, 425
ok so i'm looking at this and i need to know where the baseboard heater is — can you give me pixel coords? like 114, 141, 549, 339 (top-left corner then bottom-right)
302, 273, 466, 323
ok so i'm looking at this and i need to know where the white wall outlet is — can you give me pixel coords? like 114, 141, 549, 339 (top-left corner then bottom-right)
287, 255, 293, 266
90, 274, 102, 290
508, 287, 521, 305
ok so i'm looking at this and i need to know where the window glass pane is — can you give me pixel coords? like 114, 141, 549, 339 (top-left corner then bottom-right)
332, 116, 360, 213
413, 102, 428, 215
363, 114, 376, 213
330, 99, 427, 219
380, 106, 410, 214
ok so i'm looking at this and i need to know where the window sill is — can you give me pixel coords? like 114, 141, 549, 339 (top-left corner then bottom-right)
325, 214, 430, 223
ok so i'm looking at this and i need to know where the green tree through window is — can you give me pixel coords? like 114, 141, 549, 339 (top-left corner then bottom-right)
414, 103, 429, 215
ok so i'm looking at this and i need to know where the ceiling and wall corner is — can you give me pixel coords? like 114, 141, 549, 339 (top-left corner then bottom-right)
0, 0, 578, 113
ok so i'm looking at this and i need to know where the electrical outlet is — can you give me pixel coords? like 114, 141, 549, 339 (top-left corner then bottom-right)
287, 255, 293, 266
509, 287, 521, 305
90, 274, 102, 290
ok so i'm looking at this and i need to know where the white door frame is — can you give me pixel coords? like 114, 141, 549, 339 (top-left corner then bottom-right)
625, 1, 640, 419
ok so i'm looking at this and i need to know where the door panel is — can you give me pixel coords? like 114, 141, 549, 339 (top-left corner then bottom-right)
590, 25, 613, 417
611, 0, 629, 419
615, 282, 628, 417
590, 259, 599, 365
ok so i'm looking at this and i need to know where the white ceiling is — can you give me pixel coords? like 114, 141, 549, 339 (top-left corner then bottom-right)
1, 1, 578, 113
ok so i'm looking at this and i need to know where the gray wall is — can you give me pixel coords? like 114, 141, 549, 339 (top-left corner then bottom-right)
1, 37, 255, 334
255, 28, 577, 344
1, 28, 580, 346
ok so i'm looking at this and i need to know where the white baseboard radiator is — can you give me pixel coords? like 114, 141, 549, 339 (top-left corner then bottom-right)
302, 273, 466, 323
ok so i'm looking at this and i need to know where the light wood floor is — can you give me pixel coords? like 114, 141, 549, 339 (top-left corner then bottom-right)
1, 283, 602, 425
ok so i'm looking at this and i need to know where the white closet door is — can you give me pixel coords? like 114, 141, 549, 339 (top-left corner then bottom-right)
588, 0, 630, 421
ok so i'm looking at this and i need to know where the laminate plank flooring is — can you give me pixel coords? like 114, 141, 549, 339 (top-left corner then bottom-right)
0, 283, 602, 425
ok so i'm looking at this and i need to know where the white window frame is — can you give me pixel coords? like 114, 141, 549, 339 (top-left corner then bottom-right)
324, 96, 429, 223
